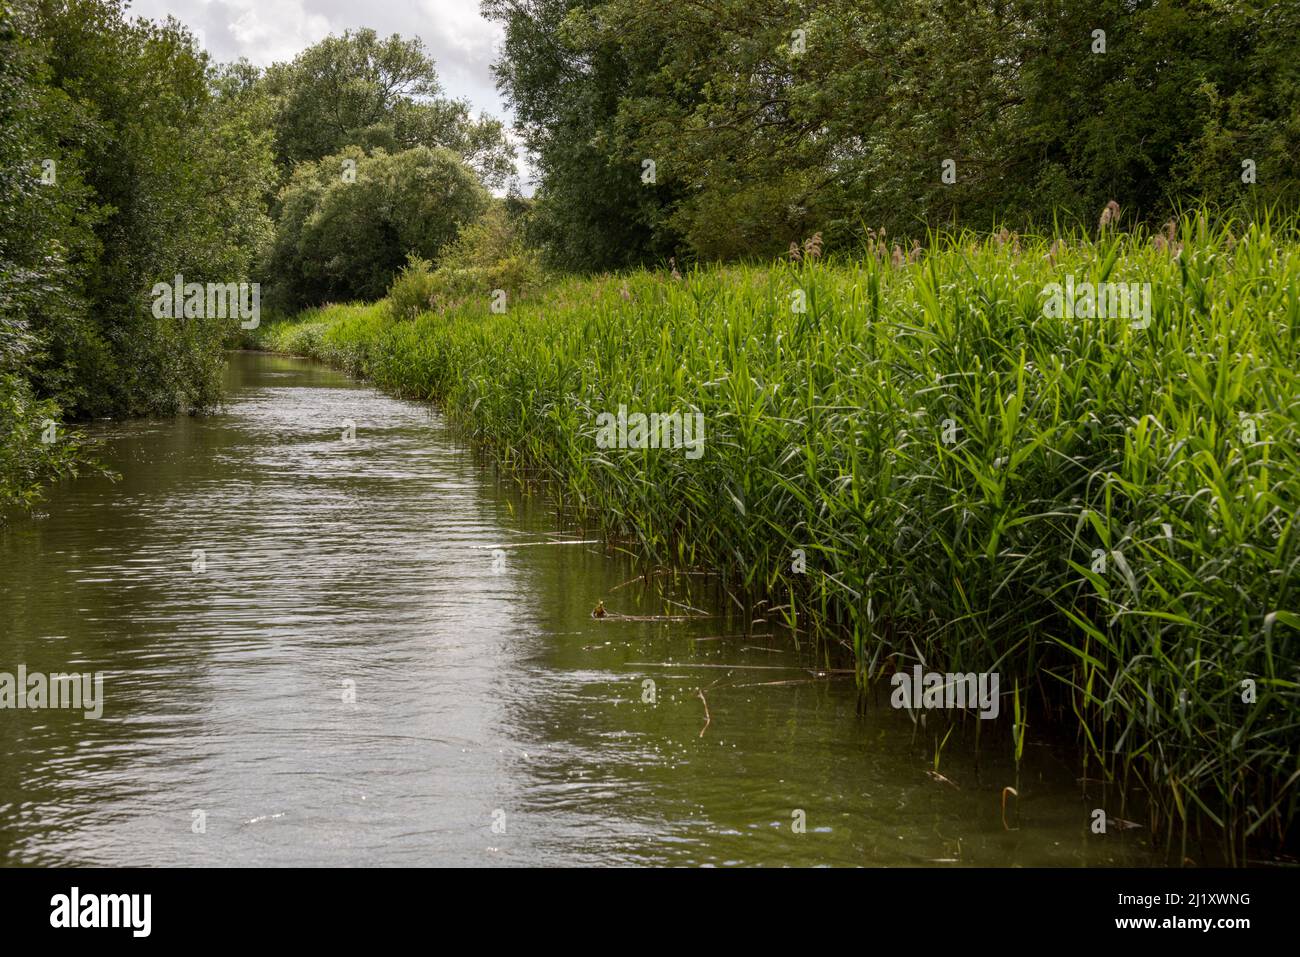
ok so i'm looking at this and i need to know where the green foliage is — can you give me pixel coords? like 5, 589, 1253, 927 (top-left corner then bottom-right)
262, 28, 515, 188
1, 0, 271, 510
0, 371, 94, 515
29, 0, 275, 417
383, 204, 545, 318
260, 212, 1300, 855
483, 0, 674, 271
432, 204, 545, 299
263, 145, 489, 309
0, 0, 99, 406
387, 254, 438, 321
486, 0, 1300, 269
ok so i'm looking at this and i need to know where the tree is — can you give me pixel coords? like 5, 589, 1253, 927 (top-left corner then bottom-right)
0, 0, 98, 509
0, 0, 278, 417
486, 0, 1300, 265
263, 29, 516, 189
263, 145, 489, 307
484, 0, 676, 271
2, 0, 275, 510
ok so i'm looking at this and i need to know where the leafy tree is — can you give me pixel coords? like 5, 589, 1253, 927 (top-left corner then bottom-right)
264, 145, 489, 307
3, 0, 275, 509
0, 0, 98, 510
484, 0, 675, 271
1, 0, 99, 402
263, 29, 516, 189
487, 0, 1300, 265
27, 0, 274, 416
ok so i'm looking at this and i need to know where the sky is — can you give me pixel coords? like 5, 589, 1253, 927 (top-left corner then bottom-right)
124, 0, 532, 187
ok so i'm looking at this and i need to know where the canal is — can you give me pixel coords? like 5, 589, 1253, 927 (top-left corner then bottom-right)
0, 351, 1154, 866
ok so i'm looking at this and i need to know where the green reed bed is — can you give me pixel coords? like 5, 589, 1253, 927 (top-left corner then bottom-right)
258, 213, 1300, 858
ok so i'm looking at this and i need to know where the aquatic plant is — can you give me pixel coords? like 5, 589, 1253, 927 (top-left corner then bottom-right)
257, 210, 1300, 858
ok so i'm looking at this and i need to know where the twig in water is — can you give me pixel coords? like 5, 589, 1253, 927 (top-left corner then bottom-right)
697, 688, 711, 738
600, 612, 716, 622
926, 770, 959, 789
610, 568, 716, 591
627, 662, 851, 672
664, 597, 711, 616
731, 677, 852, 688
471, 539, 600, 549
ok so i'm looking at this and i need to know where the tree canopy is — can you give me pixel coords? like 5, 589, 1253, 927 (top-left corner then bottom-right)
263, 28, 516, 189
485, 0, 1300, 268
264, 144, 490, 307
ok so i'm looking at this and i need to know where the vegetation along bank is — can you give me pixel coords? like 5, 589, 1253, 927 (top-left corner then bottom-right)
255, 213, 1300, 861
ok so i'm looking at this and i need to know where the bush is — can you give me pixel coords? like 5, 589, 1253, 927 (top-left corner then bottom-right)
381, 205, 545, 318
437, 205, 544, 293
387, 254, 438, 321
0, 371, 95, 518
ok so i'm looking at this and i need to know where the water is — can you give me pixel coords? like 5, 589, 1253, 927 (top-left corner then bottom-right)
0, 352, 1155, 866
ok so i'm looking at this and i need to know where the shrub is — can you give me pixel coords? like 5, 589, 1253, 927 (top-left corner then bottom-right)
0, 372, 95, 518
433, 205, 544, 301
387, 254, 438, 321
380, 205, 546, 316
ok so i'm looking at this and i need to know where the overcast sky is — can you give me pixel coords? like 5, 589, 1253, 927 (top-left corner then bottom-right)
124, 0, 532, 186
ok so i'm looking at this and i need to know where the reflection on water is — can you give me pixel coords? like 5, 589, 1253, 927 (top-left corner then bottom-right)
0, 352, 1155, 866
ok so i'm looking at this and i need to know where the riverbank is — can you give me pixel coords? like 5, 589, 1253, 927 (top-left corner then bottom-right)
252, 215, 1300, 859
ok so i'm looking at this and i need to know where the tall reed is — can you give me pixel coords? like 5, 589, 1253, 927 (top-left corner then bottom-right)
258, 211, 1300, 857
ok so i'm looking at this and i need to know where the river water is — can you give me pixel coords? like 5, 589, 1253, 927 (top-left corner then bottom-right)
0, 352, 1154, 866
